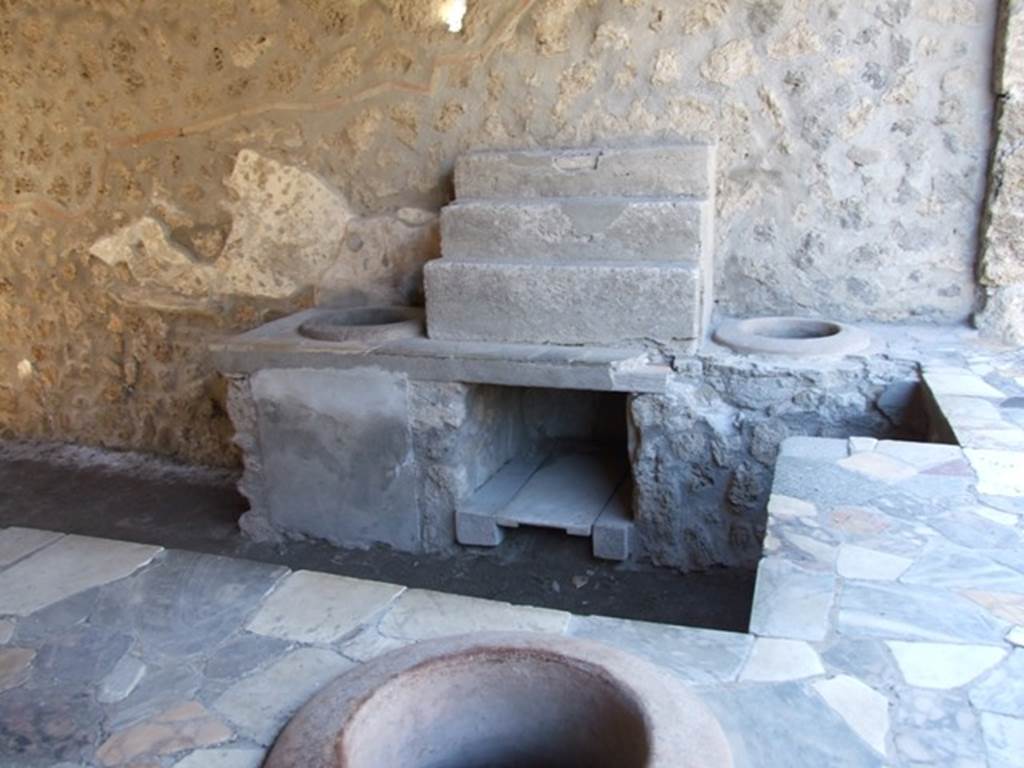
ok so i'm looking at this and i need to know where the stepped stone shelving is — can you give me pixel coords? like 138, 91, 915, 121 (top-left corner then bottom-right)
425, 143, 715, 347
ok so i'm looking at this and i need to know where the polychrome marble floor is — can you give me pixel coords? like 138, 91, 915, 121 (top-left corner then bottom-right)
0, 355, 1022, 767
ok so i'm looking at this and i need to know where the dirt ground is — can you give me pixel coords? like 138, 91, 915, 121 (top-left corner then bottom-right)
0, 450, 754, 632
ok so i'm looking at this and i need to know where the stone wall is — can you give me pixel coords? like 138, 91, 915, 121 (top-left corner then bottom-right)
977, 0, 1024, 343
630, 354, 922, 569
0, 0, 998, 465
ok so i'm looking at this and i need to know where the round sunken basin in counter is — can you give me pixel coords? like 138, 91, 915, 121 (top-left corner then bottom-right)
298, 306, 425, 343
714, 316, 871, 356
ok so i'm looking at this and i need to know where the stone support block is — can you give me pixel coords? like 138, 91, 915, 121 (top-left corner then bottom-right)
441, 198, 709, 263
980, 104, 1024, 288
592, 486, 635, 561
249, 367, 421, 552
424, 260, 704, 345
455, 144, 715, 200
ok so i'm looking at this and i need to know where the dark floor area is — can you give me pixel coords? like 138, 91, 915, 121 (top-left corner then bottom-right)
0, 455, 755, 632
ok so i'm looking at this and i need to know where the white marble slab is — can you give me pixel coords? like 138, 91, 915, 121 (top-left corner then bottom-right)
925, 371, 1006, 399
377, 589, 570, 641
245, 570, 404, 644
965, 449, 1024, 497
213, 647, 353, 745
837, 545, 912, 581
172, 749, 265, 768
837, 452, 918, 483
0, 527, 63, 568
568, 615, 752, 684
812, 675, 889, 755
749, 558, 835, 642
981, 712, 1024, 768
0, 535, 161, 616
740, 638, 824, 682
887, 641, 1006, 689
968, 650, 1024, 716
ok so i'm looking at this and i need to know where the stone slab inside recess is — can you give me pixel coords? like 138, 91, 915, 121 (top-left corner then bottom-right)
456, 442, 629, 558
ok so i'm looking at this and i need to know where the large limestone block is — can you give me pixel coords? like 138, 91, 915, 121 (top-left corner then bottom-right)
424, 260, 704, 345
441, 198, 709, 263
455, 144, 715, 200
250, 367, 421, 551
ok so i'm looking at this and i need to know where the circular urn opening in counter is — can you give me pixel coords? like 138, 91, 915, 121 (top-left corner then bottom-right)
343, 648, 648, 768
714, 316, 870, 356
263, 633, 732, 768
298, 306, 425, 342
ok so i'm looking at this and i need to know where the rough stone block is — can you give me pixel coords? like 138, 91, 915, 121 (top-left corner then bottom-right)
980, 107, 1024, 287
976, 284, 1024, 345
999, 0, 1024, 97
425, 260, 704, 345
251, 367, 421, 552
455, 144, 714, 200
441, 198, 709, 263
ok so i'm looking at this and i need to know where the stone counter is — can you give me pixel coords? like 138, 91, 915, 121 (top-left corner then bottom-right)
212, 314, 957, 570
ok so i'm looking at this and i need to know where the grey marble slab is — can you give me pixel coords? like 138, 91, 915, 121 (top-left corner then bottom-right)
567, 615, 752, 684
702, 681, 883, 768
837, 581, 1008, 644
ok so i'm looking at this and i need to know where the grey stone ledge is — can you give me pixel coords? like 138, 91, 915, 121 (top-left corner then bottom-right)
454, 143, 716, 200
210, 309, 673, 393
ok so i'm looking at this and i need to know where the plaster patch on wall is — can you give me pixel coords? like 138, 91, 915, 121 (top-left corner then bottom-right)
89, 217, 214, 300
88, 151, 358, 304
680, 1, 729, 35
218, 150, 354, 299
650, 49, 682, 85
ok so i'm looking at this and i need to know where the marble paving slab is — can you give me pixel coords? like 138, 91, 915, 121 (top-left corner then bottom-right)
0, 535, 162, 616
